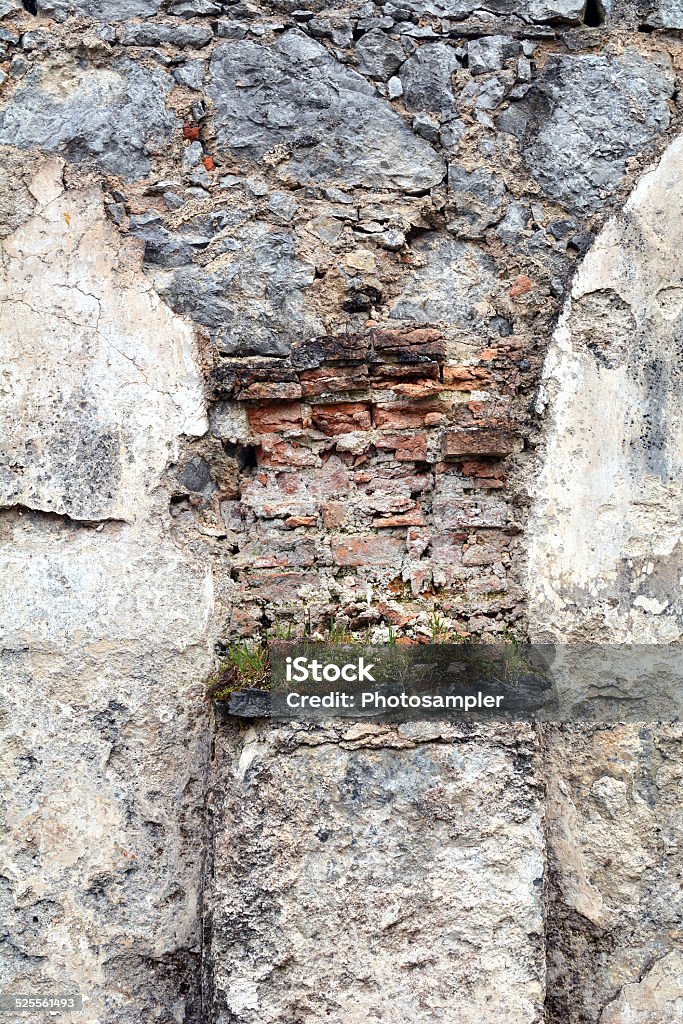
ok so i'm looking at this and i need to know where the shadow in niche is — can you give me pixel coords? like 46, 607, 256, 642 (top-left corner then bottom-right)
583, 0, 605, 25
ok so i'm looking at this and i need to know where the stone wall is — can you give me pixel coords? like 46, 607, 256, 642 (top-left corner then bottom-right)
2, 0, 683, 1020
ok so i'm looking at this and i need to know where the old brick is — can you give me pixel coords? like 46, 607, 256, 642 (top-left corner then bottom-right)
509, 274, 533, 297
256, 436, 320, 468
461, 459, 507, 489
370, 361, 440, 381
461, 542, 507, 566
376, 433, 428, 462
442, 365, 493, 390
322, 501, 347, 528
301, 365, 369, 398
247, 532, 317, 569
373, 509, 426, 528
248, 402, 302, 433
331, 534, 404, 567
433, 495, 508, 530
284, 515, 318, 528
442, 428, 515, 458
372, 327, 445, 360
291, 334, 369, 369
312, 402, 372, 436
238, 380, 302, 401
245, 570, 320, 602
374, 400, 450, 429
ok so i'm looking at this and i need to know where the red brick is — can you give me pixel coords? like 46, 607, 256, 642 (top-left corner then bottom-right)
442, 428, 514, 458
183, 125, 199, 140
237, 380, 302, 401
376, 433, 428, 462
442, 365, 493, 390
284, 515, 318, 528
372, 327, 445, 360
248, 402, 302, 433
331, 534, 404, 567
509, 274, 533, 297
374, 400, 450, 429
312, 402, 372, 436
256, 436, 320, 468
373, 509, 426, 528
301, 365, 369, 398
322, 501, 347, 528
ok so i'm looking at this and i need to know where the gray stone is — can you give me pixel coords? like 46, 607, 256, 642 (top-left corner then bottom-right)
400, 42, 461, 115
119, 21, 213, 47
0, 57, 177, 181
515, 50, 674, 214
0, 0, 20, 16
158, 220, 322, 357
495, 200, 530, 244
207, 722, 545, 1024
267, 191, 299, 221
182, 140, 204, 168
461, 73, 507, 110
388, 73, 403, 97
168, 0, 220, 14
129, 212, 197, 267
644, 0, 683, 27
390, 234, 502, 339
36, 0, 161, 19
413, 111, 440, 142
215, 19, 248, 38
467, 34, 518, 74
447, 164, 507, 237
354, 27, 406, 79
173, 59, 205, 90
207, 31, 445, 192
396, 0, 584, 20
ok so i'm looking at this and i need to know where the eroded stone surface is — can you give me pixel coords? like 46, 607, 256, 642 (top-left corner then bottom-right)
208, 31, 446, 192
528, 135, 683, 641
544, 726, 683, 1024
0, 58, 177, 180
0, 159, 205, 522
0, 158, 214, 1023
516, 50, 674, 213
207, 722, 545, 1024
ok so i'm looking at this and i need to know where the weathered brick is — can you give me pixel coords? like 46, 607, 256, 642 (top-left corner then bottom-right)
373, 509, 426, 528
461, 459, 507, 489
433, 495, 508, 530
301, 365, 369, 398
238, 380, 302, 401
442, 428, 515, 458
284, 515, 318, 528
312, 402, 372, 435
248, 402, 302, 433
442, 365, 493, 390
372, 327, 445, 360
256, 436, 320, 468
374, 400, 450, 429
331, 534, 404, 567
376, 433, 428, 462
370, 361, 440, 381
322, 501, 347, 528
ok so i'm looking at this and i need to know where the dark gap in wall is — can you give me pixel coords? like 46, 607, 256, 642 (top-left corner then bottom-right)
583, 0, 605, 26
21, 0, 38, 14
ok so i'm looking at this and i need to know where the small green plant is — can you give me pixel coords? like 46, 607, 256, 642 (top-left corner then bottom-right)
327, 620, 354, 644
265, 620, 294, 642
207, 642, 269, 700
387, 625, 397, 645
428, 609, 450, 642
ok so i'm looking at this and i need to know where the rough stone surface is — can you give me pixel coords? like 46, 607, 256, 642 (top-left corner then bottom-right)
529, 135, 683, 642
207, 721, 545, 1024
2, 1, 683, 1020
544, 726, 683, 1024
0, 58, 177, 180
516, 50, 674, 213
0, 157, 213, 1021
208, 32, 446, 191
